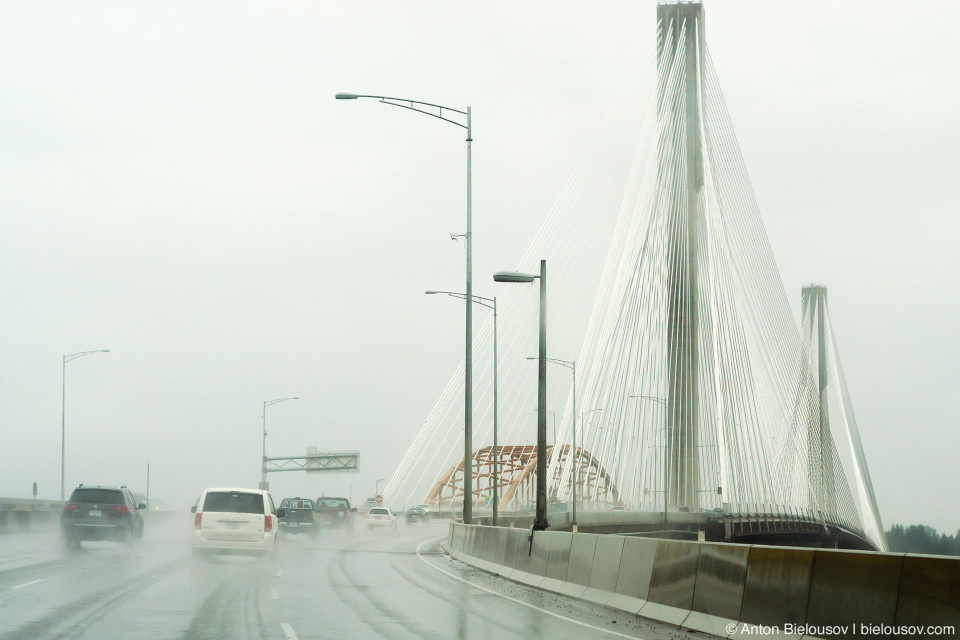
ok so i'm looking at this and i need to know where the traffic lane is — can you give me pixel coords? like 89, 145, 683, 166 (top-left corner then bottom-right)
274, 521, 718, 640
0, 515, 189, 590
0, 517, 202, 640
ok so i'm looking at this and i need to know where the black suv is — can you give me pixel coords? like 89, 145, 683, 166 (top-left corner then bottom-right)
61, 485, 145, 549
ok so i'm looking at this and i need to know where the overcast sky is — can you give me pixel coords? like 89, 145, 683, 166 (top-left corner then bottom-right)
1, 1, 957, 532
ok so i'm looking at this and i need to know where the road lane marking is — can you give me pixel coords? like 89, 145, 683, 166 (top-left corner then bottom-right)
9, 579, 45, 590
272, 587, 280, 600
280, 622, 298, 639
275, 569, 282, 577
415, 537, 639, 639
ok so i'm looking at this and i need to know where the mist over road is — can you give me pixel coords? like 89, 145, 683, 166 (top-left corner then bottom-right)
0, 519, 716, 639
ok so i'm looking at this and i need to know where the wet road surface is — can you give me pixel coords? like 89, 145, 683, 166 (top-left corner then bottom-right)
0, 518, 716, 639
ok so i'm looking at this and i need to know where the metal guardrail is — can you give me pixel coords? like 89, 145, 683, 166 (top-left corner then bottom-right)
0, 498, 63, 511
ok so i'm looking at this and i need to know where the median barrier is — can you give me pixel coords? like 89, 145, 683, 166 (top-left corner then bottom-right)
894, 553, 960, 629
608, 536, 659, 615
738, 545, 814, 629
565, 533, 598, 588
640, 538, 701, 626
518, 530, 552, 588
464, 525, 477, 559
510, 528, 537, 584
805, 548, 904, 637
481, 527, 502, 571
471, 526, 489, 570
498, 528, 525, 578
451, 524, 463, 557
683, 542, 750, 636
494, 526, 509, 566
539, 532, 574, 595
582, 534, 624, 606
443, 523, 957, 639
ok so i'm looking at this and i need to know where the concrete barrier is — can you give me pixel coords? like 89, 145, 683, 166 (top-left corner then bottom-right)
684, 542, 750, 636
539, 532, 574, 595
494, 527, 510, 567
805, 548, 904, 637
510, 528, 537, 584
520, 530, 552, 587
894, 553, 960, 630
583, 534, 624, 606
739, 545, 815, 628
565, 533, 598, 588
442, 522, 957, 639
498, 528, 525, 579
608, 536, 659, 615
641, 539, 701, 625
464, 525, 477, 559
472, 526, 490, 570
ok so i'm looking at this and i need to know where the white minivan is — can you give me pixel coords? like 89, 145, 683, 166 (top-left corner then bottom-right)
191, 487, 282, 559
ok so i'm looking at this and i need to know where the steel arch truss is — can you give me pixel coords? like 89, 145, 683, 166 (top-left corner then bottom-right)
424, 445, 619, 511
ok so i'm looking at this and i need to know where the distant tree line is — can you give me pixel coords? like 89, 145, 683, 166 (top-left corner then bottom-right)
885, 524, 960, 556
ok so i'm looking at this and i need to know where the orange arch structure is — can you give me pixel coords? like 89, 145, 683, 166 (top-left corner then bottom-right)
424, 445, 619, 511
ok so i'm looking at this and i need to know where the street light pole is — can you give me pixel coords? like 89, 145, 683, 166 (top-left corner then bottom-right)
529, 357, 576, 527
629, 395, 667, 523
495, 260, 547, 530
426, 290, 498, 525
337, 92, 474, 524
579, 408, 603, 508
261, 397, 299, 490
61, 349, 110, 502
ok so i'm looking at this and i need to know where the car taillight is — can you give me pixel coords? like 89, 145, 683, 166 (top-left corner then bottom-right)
63, 502, 79, 512
112, 505, 130, 515
264, 515, 273, 532
194, 513, 202, 529
308, 511, 314, 521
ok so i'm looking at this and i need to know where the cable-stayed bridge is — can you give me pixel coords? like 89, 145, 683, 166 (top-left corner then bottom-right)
386, 1, 887, 552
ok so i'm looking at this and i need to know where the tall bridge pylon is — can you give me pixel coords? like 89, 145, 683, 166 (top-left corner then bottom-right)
385, 1, 888, 551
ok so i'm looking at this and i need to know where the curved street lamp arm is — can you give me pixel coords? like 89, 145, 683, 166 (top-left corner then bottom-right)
348, 95, 468, 128
527, 356, 574, 370
628, 394, 667, 405
265, 397, 299, 409
427, 290, 495, 309
64, 350, 110, 364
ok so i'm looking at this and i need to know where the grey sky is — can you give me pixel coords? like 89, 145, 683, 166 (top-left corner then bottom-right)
1, 1, 957, 532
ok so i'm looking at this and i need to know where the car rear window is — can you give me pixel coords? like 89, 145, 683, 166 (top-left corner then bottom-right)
203, 491, 264, 514
281, 499, 313, 509
71, 489, 124, 504
317, 499, 348, 509
369, 508, 389, 515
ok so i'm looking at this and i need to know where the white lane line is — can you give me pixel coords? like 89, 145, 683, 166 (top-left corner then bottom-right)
415, 537, 638, 639
280, 622, 298, 640
9, 579, 45, 590
275, 569, 282, 578
272, 587, 280, 600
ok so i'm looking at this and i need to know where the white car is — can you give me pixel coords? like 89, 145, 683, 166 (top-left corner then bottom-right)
363, 507, 397, 529
191, 487, 281, 559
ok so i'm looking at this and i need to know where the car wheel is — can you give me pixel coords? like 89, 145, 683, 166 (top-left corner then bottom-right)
62, 535, 80, 552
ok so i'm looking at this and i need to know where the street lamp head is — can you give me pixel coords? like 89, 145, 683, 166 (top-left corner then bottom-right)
494, 271, 536, 284
335, 93, 359, 100
425, 291, 438, 295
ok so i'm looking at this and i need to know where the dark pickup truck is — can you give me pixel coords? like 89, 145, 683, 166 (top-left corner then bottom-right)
314, 497, 356, 532
278, 497, 318, 538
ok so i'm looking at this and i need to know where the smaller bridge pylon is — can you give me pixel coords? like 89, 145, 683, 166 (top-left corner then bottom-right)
424, 445, 619, 512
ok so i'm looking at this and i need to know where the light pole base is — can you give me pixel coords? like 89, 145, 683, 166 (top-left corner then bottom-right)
532, 521, 549, 532
572, 523, 578, 533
